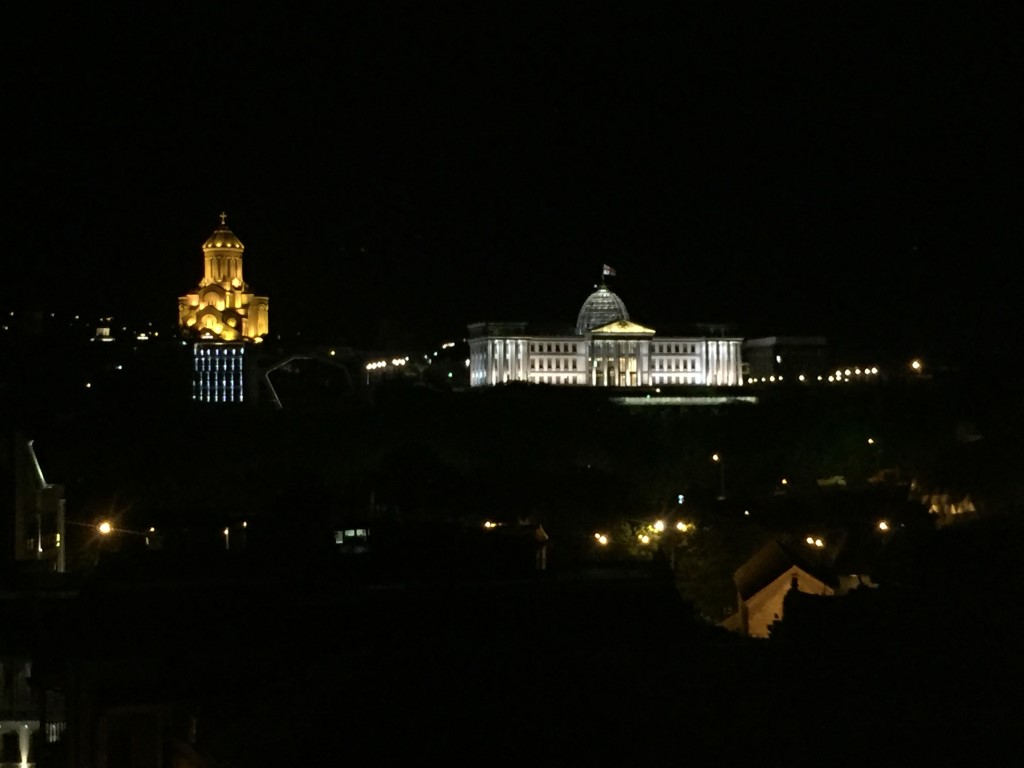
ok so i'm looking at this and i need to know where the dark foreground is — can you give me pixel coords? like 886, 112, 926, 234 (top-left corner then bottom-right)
13, 541, 1020, 767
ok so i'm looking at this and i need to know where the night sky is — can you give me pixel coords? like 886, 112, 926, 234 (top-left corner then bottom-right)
6, 3, 1021, 359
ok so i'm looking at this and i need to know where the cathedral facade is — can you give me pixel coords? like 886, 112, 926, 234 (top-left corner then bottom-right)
179, 214, 269, 404
178, 213, 269, 342
468, 282, 743, 388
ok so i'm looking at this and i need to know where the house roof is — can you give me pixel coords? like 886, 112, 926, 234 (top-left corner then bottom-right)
734, 539, 837, 601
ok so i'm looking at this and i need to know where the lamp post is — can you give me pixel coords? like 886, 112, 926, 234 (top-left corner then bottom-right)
711, 453, 725, 500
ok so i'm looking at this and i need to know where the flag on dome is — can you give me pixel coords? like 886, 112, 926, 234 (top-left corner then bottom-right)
602, 264, 616, 277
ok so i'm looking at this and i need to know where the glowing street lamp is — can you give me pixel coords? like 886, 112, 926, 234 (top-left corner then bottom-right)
86, 519, 158, 548
711, 453, 725, 500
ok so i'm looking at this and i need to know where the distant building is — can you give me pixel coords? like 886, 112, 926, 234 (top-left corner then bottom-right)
178, 213, 269, 343
468, 279, 744, 388
192, 340, 248, 404
742, 336, 829, 382
2, 434, 65, 574
726, 538, 836, 638
0, 654, 42, 766
179, 215, 270, 404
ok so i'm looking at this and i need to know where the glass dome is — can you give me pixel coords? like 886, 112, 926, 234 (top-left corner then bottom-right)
575, 285, 629, 334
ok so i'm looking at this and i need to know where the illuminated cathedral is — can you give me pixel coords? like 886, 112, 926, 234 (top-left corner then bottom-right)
179, 214, 269, 403
178, 213, 269, 342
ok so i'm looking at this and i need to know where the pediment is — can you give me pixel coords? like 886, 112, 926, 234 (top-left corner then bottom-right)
590, 319, 656, 335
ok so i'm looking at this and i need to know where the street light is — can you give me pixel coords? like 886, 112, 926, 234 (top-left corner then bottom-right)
711, 453, 725, 500
75, 520, 159, 548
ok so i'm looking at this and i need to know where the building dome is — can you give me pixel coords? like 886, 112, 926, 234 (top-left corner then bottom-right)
575, 285, 629, 334
202, 213, 244, 251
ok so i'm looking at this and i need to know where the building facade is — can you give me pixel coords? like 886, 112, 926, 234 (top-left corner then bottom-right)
178, 215, 270, 404
742, 336, 829, 382
5, 435, 65, 574
178, 214, 269, 343
468, 283, 744, 388
192, 341, 247, 404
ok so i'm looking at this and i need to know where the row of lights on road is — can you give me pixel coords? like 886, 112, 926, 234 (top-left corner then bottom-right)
747, 359, 924, 386
595, 516, 892, 551
94, 520, 248, 549
747, 367, 881, 385
367, 341, 459, 372
365, 357, 409, 371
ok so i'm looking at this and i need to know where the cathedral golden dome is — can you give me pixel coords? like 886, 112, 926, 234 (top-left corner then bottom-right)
202, 212, 245, 251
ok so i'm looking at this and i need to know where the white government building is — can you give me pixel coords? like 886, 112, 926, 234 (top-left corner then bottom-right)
468, 280, 744, 388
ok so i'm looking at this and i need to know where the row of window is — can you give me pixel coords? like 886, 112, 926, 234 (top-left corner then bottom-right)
655, 343, 699, 354
530, 342, 579, 354
195, 346, 244, 356
486, 372, 706, 386
654, 375, 700, 384
655, 359, 698, 371
532, 358, 578, 371
532, 375, 583, 384
490, 341, 703, 356
490, 357, 699, 374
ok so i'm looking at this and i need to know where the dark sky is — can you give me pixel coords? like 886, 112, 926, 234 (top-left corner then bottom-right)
6, 3, 1022, 359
